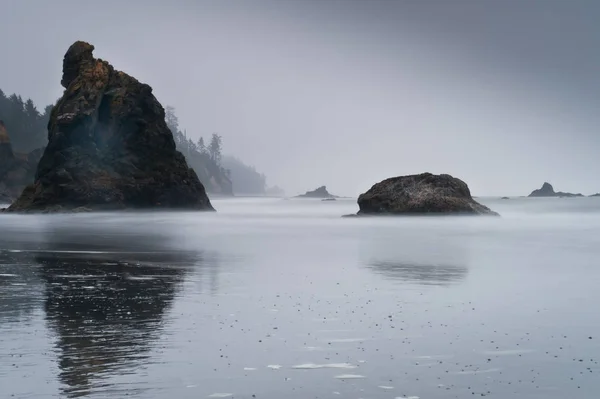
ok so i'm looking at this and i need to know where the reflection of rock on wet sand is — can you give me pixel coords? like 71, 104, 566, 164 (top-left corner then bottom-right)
367, 260, 468, 286
359, 229, 470, 286
33, 225, 203, 398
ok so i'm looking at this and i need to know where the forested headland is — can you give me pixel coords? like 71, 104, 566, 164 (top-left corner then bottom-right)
0, 89, 274, 196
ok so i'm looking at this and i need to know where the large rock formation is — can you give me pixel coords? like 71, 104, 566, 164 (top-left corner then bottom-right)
528, 182, 583, 198
0, 121, 43, 204
8, 41, 213, 212
296, 186, 338, 199
353, 173, 498, 216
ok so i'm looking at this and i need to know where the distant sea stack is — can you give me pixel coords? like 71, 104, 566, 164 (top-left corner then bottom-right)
0, 120, 43, 204
350, 173, 498, 216
8, 41, 213, 212
296, 186, 338, 199
528, 182, 583, 198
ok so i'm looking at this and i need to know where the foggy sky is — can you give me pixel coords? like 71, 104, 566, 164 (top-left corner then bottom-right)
1, 0, 599, 196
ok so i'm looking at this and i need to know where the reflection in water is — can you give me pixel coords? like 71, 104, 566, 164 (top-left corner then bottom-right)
32, 224, 203, 398
0, 260, 43, 324
367, 260, 468, 286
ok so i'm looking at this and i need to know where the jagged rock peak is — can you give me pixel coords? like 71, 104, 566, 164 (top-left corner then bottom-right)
61, 41, 96, 88
8, 41, 213, 212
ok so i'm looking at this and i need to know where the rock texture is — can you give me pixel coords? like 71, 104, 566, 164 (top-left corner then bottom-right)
0, 121, 43, 204
354, 173, 498, 216
297, 186, 337, 199
8, 41, 213, 212
528, 182, 583, 198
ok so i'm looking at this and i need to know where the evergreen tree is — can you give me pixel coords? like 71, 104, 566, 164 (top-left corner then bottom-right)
209, 133, 222, 164
0, 89, 50, 152
197, 137, 206, 154
165, 106, 179, 134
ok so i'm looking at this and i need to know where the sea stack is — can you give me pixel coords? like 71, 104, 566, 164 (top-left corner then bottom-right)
296, 186, 338, 199
353, 173, 498, 216
528, 182, 583, 198
8, 41, 213, 212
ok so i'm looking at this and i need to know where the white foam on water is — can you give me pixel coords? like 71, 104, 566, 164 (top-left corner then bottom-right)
453, 367, 502, 375
243, 367, 257, 371
333, 392, 341, 395
0, 273, 17, 277
267, 364, 282, 370
334, 374, 365, 379
415, 354, 453, 360
378, 385, 394, 389
208, 394, 233, 398
395, 396, 420, 399
125, 276, 155, 281
327, 338, 367, 343
292, 363, 356, 369
302, 346, 326, 351
10, 283, 26, 286
186, 385, 197, 388
481, 349, 535, 356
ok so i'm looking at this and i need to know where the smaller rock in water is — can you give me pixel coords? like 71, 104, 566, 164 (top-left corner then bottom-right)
354, 173, 498, 216
296, 186, 338, 199
528, 182, 583, 198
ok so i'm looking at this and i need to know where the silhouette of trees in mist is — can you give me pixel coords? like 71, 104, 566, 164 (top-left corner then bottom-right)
0, 88, 53, 152
165, 106, 268, 195
0, 91, 270, 195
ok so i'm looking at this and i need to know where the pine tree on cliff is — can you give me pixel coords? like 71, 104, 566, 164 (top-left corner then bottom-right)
197, 137, 206, 154
209, 133, 222, 164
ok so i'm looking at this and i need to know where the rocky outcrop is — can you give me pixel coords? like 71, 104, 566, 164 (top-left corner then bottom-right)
296, 186, 338, 199
590, 193, 600, 197
7, 41, 213, 212
353, 173, 498, 216
528, 182, 583, 198
0, 121, 43, 204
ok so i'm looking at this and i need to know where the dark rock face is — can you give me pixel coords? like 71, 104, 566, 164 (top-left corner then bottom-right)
528, 182, 555, 197
590, 193, 600, 197
297, 186, 337, 199
8, 41, 213, 212
528, 182, 583, 198
0, 121, 43, 203
355, 173, 498, 216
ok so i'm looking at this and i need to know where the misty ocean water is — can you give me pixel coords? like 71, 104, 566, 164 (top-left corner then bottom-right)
0, 197, 599, 399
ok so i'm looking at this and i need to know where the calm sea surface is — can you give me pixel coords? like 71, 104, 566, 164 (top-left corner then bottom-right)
0, 197, 599, 398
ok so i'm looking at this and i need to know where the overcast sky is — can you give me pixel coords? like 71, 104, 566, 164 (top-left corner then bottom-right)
1, 0, 599, 196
